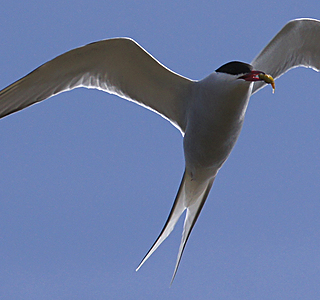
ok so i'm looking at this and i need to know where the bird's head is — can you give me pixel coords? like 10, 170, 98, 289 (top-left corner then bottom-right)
215, 61, 275, 92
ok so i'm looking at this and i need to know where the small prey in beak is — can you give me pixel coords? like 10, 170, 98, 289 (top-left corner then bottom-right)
258, 73, 275, 93
240, 70, 275, 93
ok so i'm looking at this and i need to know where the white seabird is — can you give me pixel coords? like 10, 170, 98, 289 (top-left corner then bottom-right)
0, 18, 319, 283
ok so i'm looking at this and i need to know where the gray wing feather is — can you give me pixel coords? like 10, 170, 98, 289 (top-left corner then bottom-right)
251, 18, 320, 94
0, 38, 193, 132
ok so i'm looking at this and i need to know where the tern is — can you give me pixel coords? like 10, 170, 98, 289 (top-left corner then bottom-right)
0, 18, 319, 283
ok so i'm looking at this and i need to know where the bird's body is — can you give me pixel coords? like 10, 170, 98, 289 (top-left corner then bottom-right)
185, 73, 252, 172
0, 18, 319, 283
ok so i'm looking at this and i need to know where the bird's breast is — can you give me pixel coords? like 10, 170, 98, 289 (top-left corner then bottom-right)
183, 81, 251, 174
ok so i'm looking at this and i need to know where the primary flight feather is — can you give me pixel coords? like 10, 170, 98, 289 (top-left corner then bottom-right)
0, 18, 319, 283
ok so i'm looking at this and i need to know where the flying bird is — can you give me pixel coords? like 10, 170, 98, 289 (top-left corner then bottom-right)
0, 18, 319, 283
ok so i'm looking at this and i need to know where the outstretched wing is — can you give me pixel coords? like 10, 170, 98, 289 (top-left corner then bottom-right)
0, 38, 193, 133
251, 18, 320, 94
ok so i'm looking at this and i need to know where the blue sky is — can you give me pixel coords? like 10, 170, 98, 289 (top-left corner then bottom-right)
1, 1, 320, 299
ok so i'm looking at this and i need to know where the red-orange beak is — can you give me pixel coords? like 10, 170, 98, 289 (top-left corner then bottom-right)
239, 70, 265, 82
239, 70, 275, 93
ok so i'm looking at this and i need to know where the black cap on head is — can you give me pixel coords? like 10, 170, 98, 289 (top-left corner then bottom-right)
215, 61, 253, 75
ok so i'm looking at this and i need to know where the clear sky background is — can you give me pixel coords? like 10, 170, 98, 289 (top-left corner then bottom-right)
0, 1, 320, 299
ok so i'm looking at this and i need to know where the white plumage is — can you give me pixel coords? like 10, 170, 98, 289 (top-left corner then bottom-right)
0, 18, 319, 283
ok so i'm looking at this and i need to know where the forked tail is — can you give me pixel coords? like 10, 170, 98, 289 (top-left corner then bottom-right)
136, 170, 214, 284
